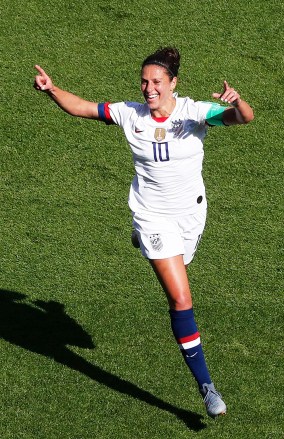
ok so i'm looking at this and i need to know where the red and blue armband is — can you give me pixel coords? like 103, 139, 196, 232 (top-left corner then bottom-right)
97, 102, 115, 125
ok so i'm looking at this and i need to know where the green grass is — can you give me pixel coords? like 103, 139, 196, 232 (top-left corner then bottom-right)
0, 0, 283, 437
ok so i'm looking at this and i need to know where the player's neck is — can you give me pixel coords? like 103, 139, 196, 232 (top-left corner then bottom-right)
150, 97, 176, 118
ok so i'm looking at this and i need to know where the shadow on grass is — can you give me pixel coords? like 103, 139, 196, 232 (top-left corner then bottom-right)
0, 289, 206, 431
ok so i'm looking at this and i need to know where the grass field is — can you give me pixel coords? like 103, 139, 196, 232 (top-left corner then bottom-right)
0, 0, 283, 438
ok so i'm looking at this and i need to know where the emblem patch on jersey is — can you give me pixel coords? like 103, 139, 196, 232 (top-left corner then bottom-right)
169, 119, 198, 138
171, 119, 183, 132
154, 128, 166, 142
149, 234, 163, 252
171, 119, 184, 137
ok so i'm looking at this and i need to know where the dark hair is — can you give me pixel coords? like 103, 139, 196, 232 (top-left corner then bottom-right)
141, 47, 180, 80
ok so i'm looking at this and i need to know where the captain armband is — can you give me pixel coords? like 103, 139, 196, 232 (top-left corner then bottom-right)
204, 103, 228, 127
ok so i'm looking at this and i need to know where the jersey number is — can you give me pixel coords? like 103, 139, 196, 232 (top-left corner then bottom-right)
152, 142, 170, 162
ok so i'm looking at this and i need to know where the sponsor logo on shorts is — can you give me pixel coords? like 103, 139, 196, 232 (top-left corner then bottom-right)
149, 234, 163, 251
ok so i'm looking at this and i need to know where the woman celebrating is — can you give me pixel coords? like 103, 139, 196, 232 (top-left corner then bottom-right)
34, 47, 254, 418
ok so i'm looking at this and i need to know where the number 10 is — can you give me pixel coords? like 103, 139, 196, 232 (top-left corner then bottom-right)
152, 142, 170, 162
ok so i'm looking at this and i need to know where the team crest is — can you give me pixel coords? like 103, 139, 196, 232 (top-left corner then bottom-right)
149, 234, 163, 252
154, 128, 166, 142
171, 119, 184, 137
171, 119, 183, 131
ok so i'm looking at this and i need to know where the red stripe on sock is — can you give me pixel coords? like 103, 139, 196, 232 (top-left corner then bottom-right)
177, 332, 200, 344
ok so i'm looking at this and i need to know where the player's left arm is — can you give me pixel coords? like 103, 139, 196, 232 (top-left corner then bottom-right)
212, 80, 254, 125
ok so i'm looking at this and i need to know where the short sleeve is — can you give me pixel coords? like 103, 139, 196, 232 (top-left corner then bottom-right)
196, 101, 229, 126
98, 101, 145, 128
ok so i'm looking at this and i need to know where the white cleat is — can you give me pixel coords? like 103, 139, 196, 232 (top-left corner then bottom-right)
200, 383, 227, 418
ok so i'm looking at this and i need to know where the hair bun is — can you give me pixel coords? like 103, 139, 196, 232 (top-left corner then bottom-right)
142, 47, 180, 78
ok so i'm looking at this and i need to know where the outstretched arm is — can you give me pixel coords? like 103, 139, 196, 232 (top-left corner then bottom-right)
212, 80, 254, 125
34, 65, 99, 119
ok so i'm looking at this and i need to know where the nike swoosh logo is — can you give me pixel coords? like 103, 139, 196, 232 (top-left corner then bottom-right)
186, 352, 198, 358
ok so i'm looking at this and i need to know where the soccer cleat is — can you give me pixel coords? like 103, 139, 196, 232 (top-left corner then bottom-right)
200, 383, 227, 418
131, 230, 140, 248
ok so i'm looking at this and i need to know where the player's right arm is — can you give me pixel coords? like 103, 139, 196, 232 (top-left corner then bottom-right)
34, 65, 99, 119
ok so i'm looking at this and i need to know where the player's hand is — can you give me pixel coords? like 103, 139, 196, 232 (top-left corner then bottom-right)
34, 65, 53, 92
212, 80, 240, 106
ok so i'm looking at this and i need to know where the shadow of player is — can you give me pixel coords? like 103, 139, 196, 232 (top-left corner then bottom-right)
0, 289, 206, 431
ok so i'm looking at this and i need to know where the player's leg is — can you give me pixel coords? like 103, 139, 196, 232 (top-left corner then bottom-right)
132, 211, 226, 416
150, 255, 192, 309
150, 255, 226, 417
150, 256, 212, 387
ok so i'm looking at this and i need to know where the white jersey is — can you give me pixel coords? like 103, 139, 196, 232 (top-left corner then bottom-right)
98, 97, 226, 217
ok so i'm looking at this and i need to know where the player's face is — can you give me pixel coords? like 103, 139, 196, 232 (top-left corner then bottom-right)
141, 65, 177, 114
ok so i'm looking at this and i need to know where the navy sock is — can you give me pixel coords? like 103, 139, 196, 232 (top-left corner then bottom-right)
169, 308, 211, 388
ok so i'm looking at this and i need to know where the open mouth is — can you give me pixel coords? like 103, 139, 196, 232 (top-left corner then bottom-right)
145, 94, 159, 102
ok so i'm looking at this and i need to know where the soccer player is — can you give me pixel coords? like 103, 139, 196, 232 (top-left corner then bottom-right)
34, 47, 254, 417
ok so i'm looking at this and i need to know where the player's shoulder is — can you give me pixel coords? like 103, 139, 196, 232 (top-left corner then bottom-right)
111, 101, 148, 115
175, 96, 203, 118
175, 96, 224, 124
177, 96, 217, 108
108, 101, 148, 127
176, 95, 203, 109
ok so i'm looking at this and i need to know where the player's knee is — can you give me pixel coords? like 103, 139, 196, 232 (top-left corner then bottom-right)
169, 293, 192, 311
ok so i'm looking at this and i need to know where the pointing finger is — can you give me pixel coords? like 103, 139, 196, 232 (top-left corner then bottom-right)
34, 64, 46, 76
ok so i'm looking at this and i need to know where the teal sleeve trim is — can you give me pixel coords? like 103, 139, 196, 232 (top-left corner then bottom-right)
205, 103, 228, 126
